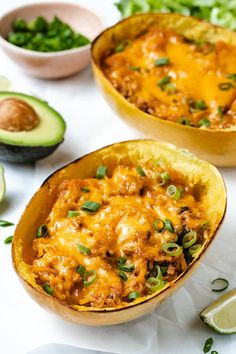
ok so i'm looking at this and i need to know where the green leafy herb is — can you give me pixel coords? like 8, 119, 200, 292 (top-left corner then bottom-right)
203, 337, 213, 353
136, 166, 146, 177
81, 201, 101, 212
78, 244, 91, 255
154, 57, 170, 66
36, 224, 48, 238
84, 270, 96, 286
4, 236, 13, 244
96, 165, 107, 179
0, 219, 14, 227
43, 283, 53, 295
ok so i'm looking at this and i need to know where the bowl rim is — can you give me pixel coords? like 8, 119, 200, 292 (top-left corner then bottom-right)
91, 12, 236, 133
0, 0, 104, 57
12, 139, 227, 314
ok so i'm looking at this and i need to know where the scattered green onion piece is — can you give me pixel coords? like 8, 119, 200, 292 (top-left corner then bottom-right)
154, 57, 170, 66
83, 270, 96, 287
167, 184, 181, 200
164, 219, 174, 233
43, 283, 53, 295
119, 270, 128, 281
128, 66, 140, 71
128, 291, 141, 300
162, 242, 182, 257
67, 210, 80, 218
114, 40, 131, 53
157, 76, 171, 91
218, 82, 234, 91
211, 278, 229, 292
227, 73, 236, 82
81, 201, 101, 212
153, 218, 164, 233
96, 165, 107, 179
76, 265, 86, 276
118, 263, 135, 272
36, 224, 48, 238
182, 230, 197, 249
136, 166, 146, 177
211, 351, 218, 354
0, 219, 14, 227
201, 221, 209, 230
177, 117, 191, 126
217, 106, 224, 121
146, 277, 165, 292
81, 187, 90, 193
189, 243, 201, 255
154, 264, 162, 279
159, 171, 170, 185
164, 82, 176, 94
118, 257, 126, 265
78, 244, 91, 255
161, 266, 168, 275
4, 236, 13, 244
199, 118, 211, 128
195, 100, 207, 110
203, 337, 213, 353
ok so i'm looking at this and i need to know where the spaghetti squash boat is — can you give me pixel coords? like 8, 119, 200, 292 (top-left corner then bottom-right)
12, 140, 226, 325
92, 13, 236, 166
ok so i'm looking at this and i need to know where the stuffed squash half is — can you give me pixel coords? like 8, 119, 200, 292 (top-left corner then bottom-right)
92, 13, 236, 166
12, 140, 226, 325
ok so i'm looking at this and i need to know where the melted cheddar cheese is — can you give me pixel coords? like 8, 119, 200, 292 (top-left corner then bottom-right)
32, 164, 208, 308
102, 27, 236, 129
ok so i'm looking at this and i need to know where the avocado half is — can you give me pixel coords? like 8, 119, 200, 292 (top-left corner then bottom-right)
0, 92, 66, 163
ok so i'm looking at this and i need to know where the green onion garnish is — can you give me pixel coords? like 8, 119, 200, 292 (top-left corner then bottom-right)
76, 265, 86, 276
128, 66, 140, 71
177, 117, 191, 126
81, 201, 101, 212
211, 278, 229, 292
164, 218, 174, 233
189, 243, 201, 255
78, 244, 91, 255
227, 73, 236, 82
203, 337, 213, 353
167, 184, 181, 200
136, 166, 146, 177
119, 270, 128, 281
162, 242, 183, 257
81, 187, 90, 193
84, 270, 96, 286
145, 277, 165, 292
182, 230, 197, 249
199, 118, 211, 127
96, 165, 107, 179
153, 218, 164, 233
128, 291, 141, 300
114, 40, 131, 53
210, 351, 218, 354
36, 224, 48, 238
157, 76, 171, 91
189, 100, 207, 112
4, 236, 13, 244
67, 210, 80, 218
118, 263, 135, 272
42, 283, 53, 295
0, 219, 14, 227
218, 82, 234, 91
160, 172, 170, 185
217, 106, 224, 121
154, 57, 170, 66
118, 257, 126, 265
161, 266, 168, 275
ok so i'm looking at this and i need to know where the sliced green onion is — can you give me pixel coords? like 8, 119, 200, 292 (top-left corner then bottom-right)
211, 351, 218, 354
81, 187, 90, 193
164, 82, 176, 94
227, 73, 236, 82
211, 278, 229, 292
128, 66, 140, 71
118, 257, 126, 265
146, 277, 165, 292
67, 210, 80, 218
118, 263, 135, 272
96, 165, 107, 179
189, 100, 207, 112
218, 82, 234, 91
76, 265, 86, 276
36, 224, 48, 238
161, 266, 168, 275
0, 219, 14, 227
159, 172, 170, 185
199, 118, 211, 127
81, 201, 101, 212
153, 218, 164, 233
154, 57, 170, 66
78, 244, 91, 255
84, 270, 96, 287
167, 184, 181, 200
4, 235, 13, 244
177, 117, 191, 126
42, 283, 53, 295
128, 291, 141, 300
119, 270, 128, 281
162, 242, 182, 257
203, 337, 213, 353
164, 219, 174, 233
218, 106, 224, 121
149, 264, 162, 279
136, 166, 146, 177
114, 40, 131, 53
182, 230, 197, 249
189, 243, 201, 255
157, 76, 171, 91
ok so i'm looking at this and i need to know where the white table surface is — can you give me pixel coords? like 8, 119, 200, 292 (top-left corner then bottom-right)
0, 1, 236, 354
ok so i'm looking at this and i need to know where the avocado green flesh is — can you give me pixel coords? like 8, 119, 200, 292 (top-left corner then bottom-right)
0, 92, 66, 147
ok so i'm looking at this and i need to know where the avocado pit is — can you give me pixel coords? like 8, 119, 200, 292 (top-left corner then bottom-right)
0, 98, 40, 132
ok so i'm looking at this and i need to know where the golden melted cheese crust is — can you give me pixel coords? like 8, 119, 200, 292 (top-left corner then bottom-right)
32, 164, 208, 308
102, 27, 236, 129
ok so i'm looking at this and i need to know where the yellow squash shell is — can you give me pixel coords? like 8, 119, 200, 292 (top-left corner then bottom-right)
91, 13, 236, 167
12, 140, 226, 325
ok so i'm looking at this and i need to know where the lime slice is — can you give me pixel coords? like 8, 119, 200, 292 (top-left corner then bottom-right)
0, 165, 6, 203
200, 288, 236, 334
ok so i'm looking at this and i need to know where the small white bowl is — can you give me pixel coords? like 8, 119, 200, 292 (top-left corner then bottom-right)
0, 2, 103, 79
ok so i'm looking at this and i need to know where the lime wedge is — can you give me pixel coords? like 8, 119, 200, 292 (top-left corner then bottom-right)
0, 165, 6, 203
200, 288, 236, 334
